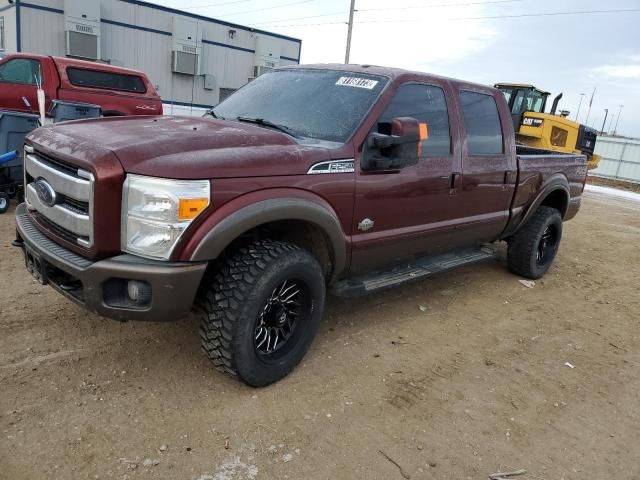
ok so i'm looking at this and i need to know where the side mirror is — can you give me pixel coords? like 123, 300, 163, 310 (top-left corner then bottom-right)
363, 117, 421, 171
368, 117, 421, 148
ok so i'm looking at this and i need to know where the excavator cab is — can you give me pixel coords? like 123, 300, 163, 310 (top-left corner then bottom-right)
495, 83, 551, 132
494, 82, 601, 170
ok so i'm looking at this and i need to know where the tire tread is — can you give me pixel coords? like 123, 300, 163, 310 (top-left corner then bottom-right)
507, 206, 562, 279
198, 240, 300, 377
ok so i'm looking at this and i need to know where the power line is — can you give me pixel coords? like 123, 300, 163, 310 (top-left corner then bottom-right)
262, 8, 640, 27
181, 0, 252, 10
252, 11, 347, 26
253, 0, 523, 26
358, 0, 523, 12
217, 0, 316, 18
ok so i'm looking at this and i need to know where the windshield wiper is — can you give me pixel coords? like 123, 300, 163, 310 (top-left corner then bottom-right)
236, 116, 298, 138
203, 108, 222, 119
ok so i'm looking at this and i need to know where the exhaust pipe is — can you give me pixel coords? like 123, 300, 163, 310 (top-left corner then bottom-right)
550, 93, 563, 115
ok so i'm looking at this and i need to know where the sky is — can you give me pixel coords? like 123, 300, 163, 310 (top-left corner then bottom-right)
151, 0, 640, 137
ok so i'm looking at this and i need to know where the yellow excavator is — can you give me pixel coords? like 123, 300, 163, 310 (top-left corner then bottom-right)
494, 83, 601, 169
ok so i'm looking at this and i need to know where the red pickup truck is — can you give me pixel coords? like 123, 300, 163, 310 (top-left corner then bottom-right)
0, 53, 162, 116
14, 64, 587, 386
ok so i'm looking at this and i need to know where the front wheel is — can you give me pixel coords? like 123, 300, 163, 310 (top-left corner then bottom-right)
507, 206, 563, 279
199, 240, 326, 387
0, 192, 10, 214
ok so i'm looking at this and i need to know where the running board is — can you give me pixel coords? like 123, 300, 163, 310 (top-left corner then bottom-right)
331, 245, 496, 298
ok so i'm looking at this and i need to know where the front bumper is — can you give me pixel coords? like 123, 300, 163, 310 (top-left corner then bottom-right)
14, 204, 207, 321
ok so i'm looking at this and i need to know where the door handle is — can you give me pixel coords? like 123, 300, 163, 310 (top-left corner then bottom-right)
450, 172, 461, 194
450, 172, 461, 189
503, 170, 515, 189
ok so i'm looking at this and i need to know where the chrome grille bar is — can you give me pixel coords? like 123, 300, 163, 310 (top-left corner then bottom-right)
24, 149, 94, 248
25, 154, 92, 199
25, 185, 91, 237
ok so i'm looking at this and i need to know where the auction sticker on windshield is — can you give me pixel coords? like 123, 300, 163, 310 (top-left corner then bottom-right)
335, 77, 379, 89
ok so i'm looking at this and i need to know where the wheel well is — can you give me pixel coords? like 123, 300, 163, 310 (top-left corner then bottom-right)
223, 220, 334, 279
540, 189, 568, 217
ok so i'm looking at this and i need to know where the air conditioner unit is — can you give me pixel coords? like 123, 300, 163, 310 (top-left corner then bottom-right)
253, 65, 273, 78
172, 17, 202, 75
64, 0, 101, 60
172, 49, 200, 75
254, 36, 281, 76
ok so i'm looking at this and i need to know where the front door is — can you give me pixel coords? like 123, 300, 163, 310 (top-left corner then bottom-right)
0, 57, 43, 113
351, 82, 461, 273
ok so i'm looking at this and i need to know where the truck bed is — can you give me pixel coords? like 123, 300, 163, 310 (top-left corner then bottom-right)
505, 146, 588, 237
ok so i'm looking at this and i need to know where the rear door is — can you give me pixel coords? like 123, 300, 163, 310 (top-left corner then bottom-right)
351, 81, 461, 272
449, 88, 516, 246
0, 57, 43, 112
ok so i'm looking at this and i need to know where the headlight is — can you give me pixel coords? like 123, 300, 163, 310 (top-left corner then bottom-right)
122, 174, 210, 260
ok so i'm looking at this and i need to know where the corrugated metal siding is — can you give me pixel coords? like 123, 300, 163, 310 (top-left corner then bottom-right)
20, 8, 66, 56
592, 136, 640, 183
1, 6, 18, 54
17, 0, 300, 107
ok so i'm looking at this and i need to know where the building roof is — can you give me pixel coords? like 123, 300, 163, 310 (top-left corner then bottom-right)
116, 0, 301, 44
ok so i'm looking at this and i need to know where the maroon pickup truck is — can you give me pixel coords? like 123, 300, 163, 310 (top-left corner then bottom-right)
14, 64, 587, 386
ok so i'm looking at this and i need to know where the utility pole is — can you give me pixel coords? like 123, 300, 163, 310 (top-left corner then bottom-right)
584, 87, 596, 126
607, 111, 615, 134
600, 109, 608, 134
344, 0, 356, 64
575, 93, 585, 122
613, 104, 624, 135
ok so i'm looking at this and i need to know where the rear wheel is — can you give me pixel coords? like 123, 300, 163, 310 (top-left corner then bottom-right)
198, 240, 326, 387
507, 206, 563, 279
0, 193, 10, 214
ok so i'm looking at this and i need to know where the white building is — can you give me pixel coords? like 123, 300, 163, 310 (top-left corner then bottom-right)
592, 136, 640, 184
0, 0, 301, 110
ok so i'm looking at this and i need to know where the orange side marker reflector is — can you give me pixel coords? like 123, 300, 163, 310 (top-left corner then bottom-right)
178, 198, 209, 220
419, 123, 429, 140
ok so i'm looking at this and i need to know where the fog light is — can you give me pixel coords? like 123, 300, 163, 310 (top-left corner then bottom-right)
127, 280, 152, 306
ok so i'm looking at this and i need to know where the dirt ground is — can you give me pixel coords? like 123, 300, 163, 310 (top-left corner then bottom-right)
587, 175, 640, 193
1, 191, 639, 480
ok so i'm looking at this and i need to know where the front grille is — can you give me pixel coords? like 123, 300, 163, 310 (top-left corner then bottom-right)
24, 148, 94, 248
32, 211, 89, 245
32, 150, 81, 178
60, 195, 89, 215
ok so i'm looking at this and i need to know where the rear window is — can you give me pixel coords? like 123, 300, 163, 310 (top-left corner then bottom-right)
67, 67, 146, 93
460, 90, 503, 155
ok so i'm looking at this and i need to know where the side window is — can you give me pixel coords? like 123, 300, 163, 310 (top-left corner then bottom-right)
67, 68, 147, 93
460, 91, 503, 155
511, 90, 526, 114
0, 58, 42, 85
378, 83, 451, 157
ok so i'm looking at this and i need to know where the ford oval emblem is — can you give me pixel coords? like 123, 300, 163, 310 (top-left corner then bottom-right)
34, 178, 57, 208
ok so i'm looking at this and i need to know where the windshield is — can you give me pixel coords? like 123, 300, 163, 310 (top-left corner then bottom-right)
499, 86, 547, 114
214, 69, 388, 143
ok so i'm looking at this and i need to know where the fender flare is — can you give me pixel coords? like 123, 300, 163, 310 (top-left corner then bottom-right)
514, 175, 570, 232
190, 197, 348, 280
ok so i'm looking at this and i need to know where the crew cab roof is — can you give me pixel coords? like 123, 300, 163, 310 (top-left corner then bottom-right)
280, 63, 495, 92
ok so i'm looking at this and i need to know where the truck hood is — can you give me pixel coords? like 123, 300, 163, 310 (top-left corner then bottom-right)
28, 116, 332, 179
